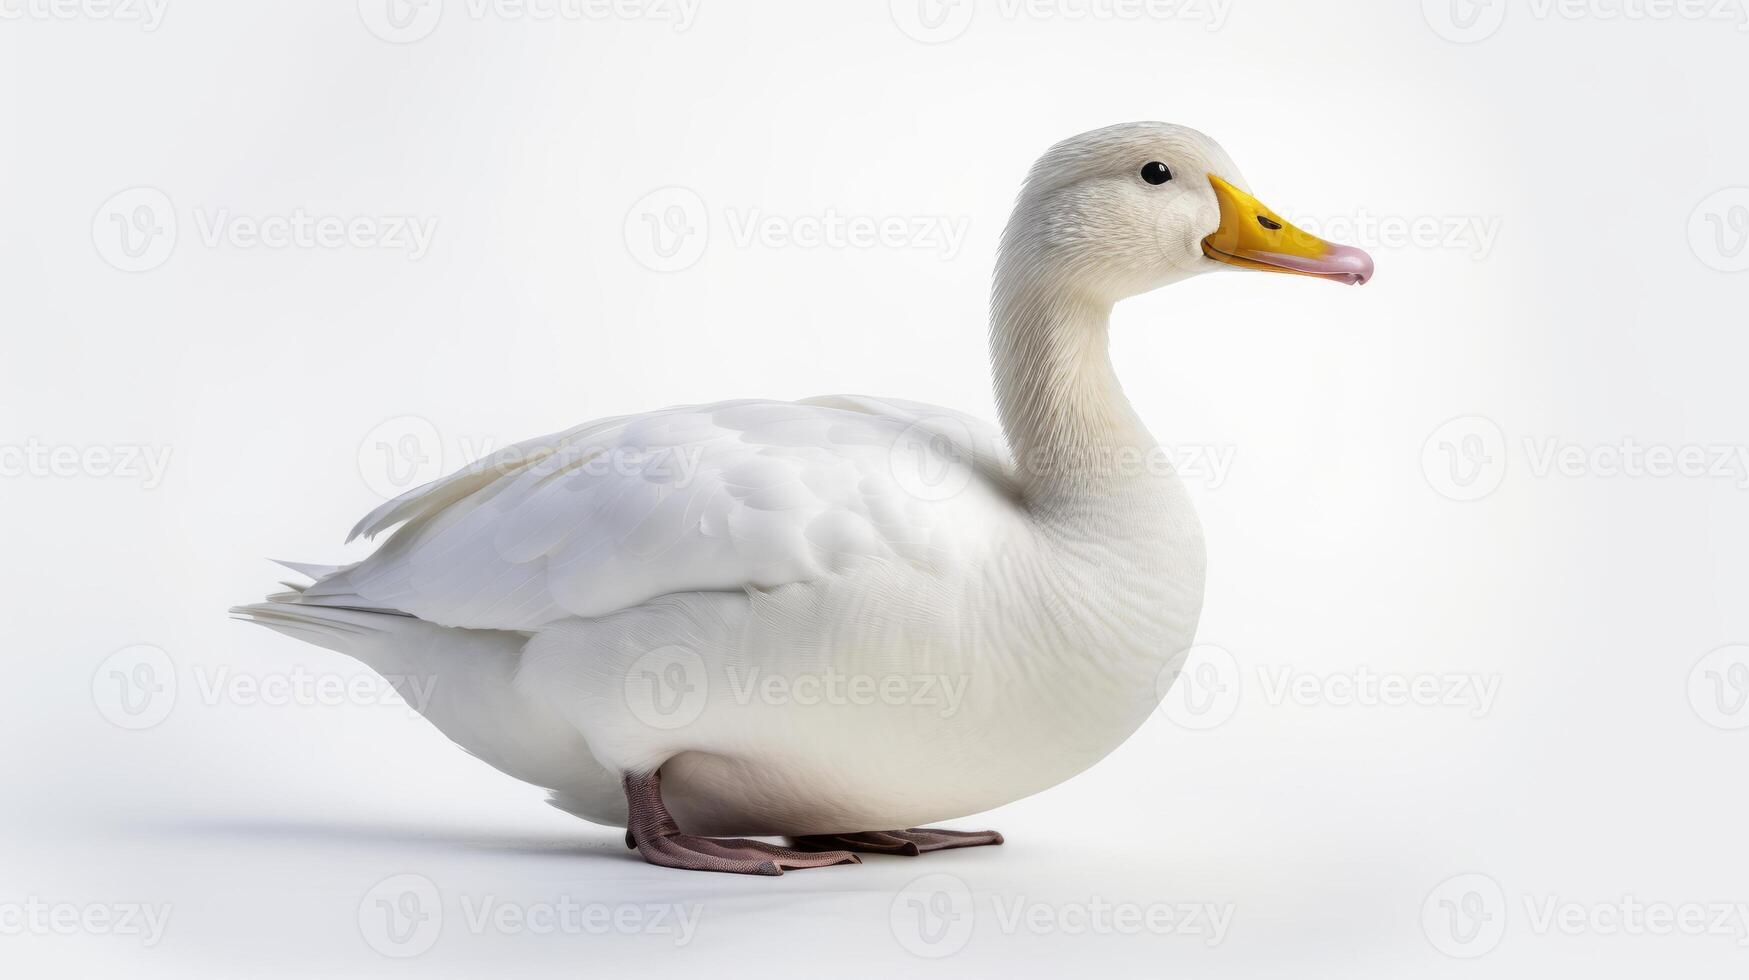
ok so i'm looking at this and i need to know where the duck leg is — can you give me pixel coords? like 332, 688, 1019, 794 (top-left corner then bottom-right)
786, 828, 1004, 856
621, 770, 861, 875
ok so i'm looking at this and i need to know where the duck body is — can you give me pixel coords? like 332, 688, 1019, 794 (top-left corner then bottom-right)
253, 393, 1203, 837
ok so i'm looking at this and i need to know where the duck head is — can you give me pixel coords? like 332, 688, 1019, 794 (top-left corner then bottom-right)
999, 121, 1374, 303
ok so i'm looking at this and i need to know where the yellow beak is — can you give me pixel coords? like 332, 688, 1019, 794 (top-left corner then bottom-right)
1201, 174, 1373, 285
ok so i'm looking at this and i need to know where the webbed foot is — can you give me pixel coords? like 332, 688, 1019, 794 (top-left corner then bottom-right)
786, 827, 1004, 856
622, 770, 860, 875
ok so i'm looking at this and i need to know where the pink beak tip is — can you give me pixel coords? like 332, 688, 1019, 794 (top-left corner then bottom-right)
1325, 243, 1375, 286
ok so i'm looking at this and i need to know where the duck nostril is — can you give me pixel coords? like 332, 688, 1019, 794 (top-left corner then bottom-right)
1257, 215, 1282, 231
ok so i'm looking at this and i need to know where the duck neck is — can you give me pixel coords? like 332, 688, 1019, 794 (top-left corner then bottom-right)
989, 261, 1163, 512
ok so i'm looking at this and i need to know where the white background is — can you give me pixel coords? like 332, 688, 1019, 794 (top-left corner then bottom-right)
3, 0, 1747, 976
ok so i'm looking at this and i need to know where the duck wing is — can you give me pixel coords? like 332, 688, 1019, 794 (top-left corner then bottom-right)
296, 397, 1021, 630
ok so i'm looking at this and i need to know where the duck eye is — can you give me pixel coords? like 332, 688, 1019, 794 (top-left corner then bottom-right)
1140, 161, 1173, 185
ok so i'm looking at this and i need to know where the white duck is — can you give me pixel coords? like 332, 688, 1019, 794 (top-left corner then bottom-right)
235, 122, 1372, 875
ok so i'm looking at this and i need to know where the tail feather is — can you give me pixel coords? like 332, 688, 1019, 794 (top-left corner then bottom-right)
272, 558, 347, 581
260, 559, 411, 618
229, 602, 390, 653
230, 592, 622, 823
